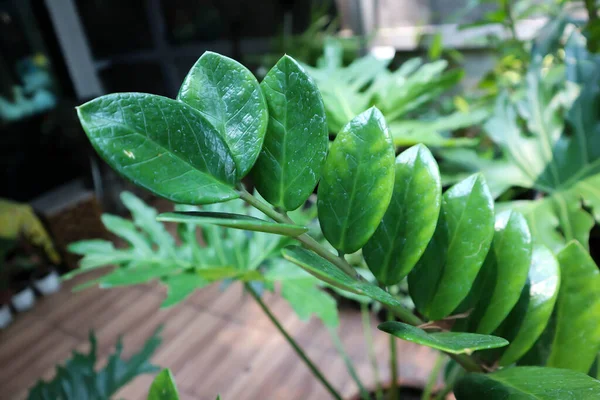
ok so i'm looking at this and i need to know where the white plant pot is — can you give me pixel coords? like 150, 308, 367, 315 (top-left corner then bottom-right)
12, 287, 36, 312
0, 305, 13, 329
34, 270, 61, 295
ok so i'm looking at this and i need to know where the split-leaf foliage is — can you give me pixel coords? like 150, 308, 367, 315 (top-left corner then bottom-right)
74, 49, 600, 398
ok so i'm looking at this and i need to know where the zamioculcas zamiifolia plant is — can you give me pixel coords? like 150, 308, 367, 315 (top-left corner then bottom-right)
73, 50, 600, 399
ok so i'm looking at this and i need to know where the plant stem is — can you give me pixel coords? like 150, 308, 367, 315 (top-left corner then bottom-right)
238, 188, 358, 278
388, 310, 399, 400
245, 284, 343, 400
238, 188, 484, 374
422, 353, 445, 400
433, 360, 462, 400
328, 326, 370, 400
362, 302, 384, 400
503, 0, 518, 41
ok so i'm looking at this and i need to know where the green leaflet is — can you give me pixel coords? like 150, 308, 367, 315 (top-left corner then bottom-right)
317, 107, 395, 254
364, 144, 441, 285
408, 174, 495, 320
177, 52, 268, 178
101, 214, 153, 255
454, 367, 600, 400
77, 93, 239, 205
281, 246, 406, 310
147, 369, 180, 400
498, 245, 560, 366
548, 241, 600, 372
252, 55, 328, 211
157, 211, 308, 237
462, 211, 533, 334
378, 321, 508, 355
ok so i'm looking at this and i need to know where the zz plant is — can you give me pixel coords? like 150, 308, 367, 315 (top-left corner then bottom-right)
74, 50, 600, 398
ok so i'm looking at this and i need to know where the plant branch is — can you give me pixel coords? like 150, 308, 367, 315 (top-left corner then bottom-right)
361, 302, 384, 400
388, 310, 399, 400
328, 326, 370, 400
422, 353, 445, 400
245, 284, 343, 400
239, 187, 484, 374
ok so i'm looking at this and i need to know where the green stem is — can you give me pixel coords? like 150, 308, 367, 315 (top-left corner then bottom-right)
504, 0, 518, 41
362, 302, 383, 400
433, 360, 462, 400
238, 188, 358, 278
238, 188, 483, 374
245, 284, 343, 400
388, 310, 399, 400
422, 353, 445, 400
328, 326, 370, 400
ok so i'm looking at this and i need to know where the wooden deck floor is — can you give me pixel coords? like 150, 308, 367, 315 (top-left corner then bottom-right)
0, 271, 437, 399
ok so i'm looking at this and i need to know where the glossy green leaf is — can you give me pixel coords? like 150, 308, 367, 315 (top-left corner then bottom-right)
252, 55, 328, 211
148, 369, 180, 400
363, 144, 441, 285
157, 211, 308, 237
77, 93, 238, 204
378, 322, 508, 355
408, 174, 495, 320
177, 52, 268, 177
464, 211, 533, 334
161, 274, 209, 308
317, 107, 395, 253
281, 246, 406, 309
454, 367, 600, 400
547, 241, 600, 372
498, 245, 560, 366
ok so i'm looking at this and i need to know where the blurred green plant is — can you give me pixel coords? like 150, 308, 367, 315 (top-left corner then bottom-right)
28, 328, 162, 400
302, 39, 488, 148
443, 24, 600, 254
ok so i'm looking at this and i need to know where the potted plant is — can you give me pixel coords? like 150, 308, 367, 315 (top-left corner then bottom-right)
70, 44, 600, 399
0, 237, 15, 328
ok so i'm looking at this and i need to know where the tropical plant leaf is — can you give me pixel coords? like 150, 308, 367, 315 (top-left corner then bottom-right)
408, 174, 495, 320
497, 245, 560, 366
252, 55, 328, 211
378, 321, 508, 355
454, 367, 600, 400
157, 211, 308, 237
281, 245, 407, 309
364, 144, 441, 285
547, 241, 600, 372
147, 369, 180, 400
28, 328, 162, 400
317, 107, 395, 253
77, 93, 239, 204
177, 52, 268, 178
161, 274, 209, 308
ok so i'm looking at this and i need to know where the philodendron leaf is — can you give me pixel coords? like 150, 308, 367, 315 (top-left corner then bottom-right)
408, 174, 495, 320
378, 321, 508, 354
77, 93, 239, 204
464, 211, 533, 334
318, 107, 395, 253
281, 246, 406, 309
161, 274, 209, 308
178, 52, 268, 177
157, 211, 308, 237
252, 55, 328, 211
148, 369, 180, 400
498, 245, 560, 366
454, 367, 600, 400
363, 144, 441, 285
547, 241, 600, 372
